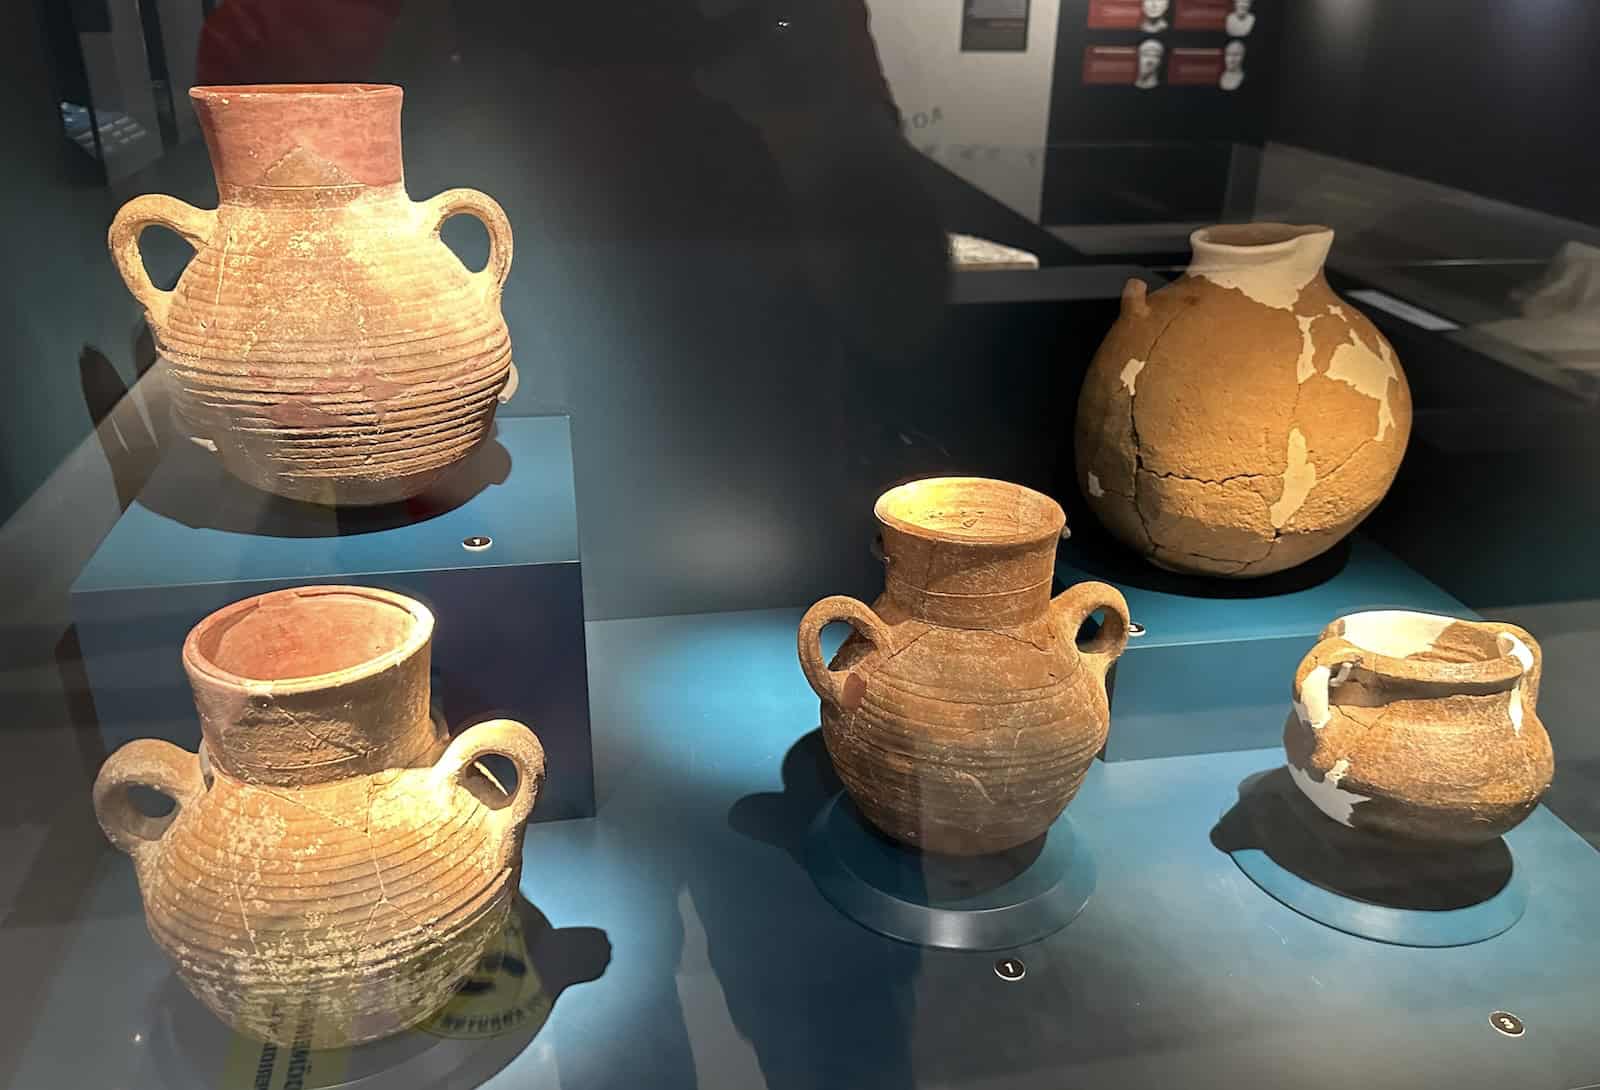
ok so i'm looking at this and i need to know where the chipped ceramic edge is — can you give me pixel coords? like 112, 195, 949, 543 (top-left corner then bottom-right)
1292, 660, 1354, 731
1287, 758, 1371, 827
1498, 631, 1535, 734
1337, 610, 1452, 659
1087, 472, 1105, 498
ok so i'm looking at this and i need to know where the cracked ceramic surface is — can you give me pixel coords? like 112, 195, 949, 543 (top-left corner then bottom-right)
1283, 610, 1553, 845
107, 84, 517, 506
92, 586, 546, 1047
1075, 223, 1412, 577
799, 478, 1131, 856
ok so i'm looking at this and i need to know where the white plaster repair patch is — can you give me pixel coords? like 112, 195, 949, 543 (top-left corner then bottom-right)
1269, 427, 1316, 528
1325, 331, 1399, 440
1294, 664, 1333, 729
1295, 315, 1318, 383
1498, 632, 1534, 734
1087, 472, 1105, 497
1339, 610, 1452, 659
1186, 230, 1330, 310
1288, 759, 1371, 827
1119, 357, 1146, 394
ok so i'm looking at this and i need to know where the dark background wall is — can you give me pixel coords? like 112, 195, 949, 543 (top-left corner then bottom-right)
1042, 0, 1285, 225
0, 3, 134, 519
1272, 0, 1600, 228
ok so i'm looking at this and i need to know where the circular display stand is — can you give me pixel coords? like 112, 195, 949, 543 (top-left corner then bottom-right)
807, 793, 1096, 950
1219, 768, 1528, 948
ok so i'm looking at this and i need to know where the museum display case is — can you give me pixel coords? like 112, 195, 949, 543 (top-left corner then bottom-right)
3, 2, 1599, 1088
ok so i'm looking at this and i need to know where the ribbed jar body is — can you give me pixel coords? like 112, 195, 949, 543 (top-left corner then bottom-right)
93, 586, 546, 1048
824, 604, 1108, 856
136, 762, 513, 1047
110, 84, 515, 505
1284, 610, 1554, 845
800, 479, 1130, 856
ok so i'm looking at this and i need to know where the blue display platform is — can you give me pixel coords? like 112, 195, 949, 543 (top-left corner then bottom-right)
16, 608, 1600, 1090
1055, 532, 1469, 760
69, 414, 595, 823
806, 794, 1096, 951
1219, 768, 1529, 947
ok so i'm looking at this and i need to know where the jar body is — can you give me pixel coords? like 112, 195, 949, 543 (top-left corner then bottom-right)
108, 85, 516, 506
93, 587, 546, 1047
799, 478, 1130, 856
1284, 611, 1554, 845
823, 598, 1110, 855
1076, 224, 1412, 577
161, 187, 513, 505
136, 763, 514, 1048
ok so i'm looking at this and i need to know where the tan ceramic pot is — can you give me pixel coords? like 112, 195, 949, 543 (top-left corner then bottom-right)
1284, 610, 1554, 845
798, 478, 1130, 856
92, 586, 546, 1047
108, 84, 517, 506
1076, 223, 1412, 577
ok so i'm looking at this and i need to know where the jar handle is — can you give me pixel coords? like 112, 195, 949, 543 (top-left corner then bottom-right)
107, 194, 214, 330
1292, 637, 1365, 730
1050, 581, 1131, 687
1494, 623, 1542, 710
93, 739, 205, 863
434, 719, 546, 858
797, 595, 895, 712
423, 188, 514, 297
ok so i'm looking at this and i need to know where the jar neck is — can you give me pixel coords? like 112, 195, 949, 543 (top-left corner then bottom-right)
217, 181, 407, 210
879, 526, 1057, 629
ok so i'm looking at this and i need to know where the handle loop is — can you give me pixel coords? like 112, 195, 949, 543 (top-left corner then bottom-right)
107, 194, 214, 329
1051, 580, 1132, 684
93, 739, 205, 862
797, 596, 895, 711
434, 718, 545, 861
423, 188, 514, 296
1292, 637, 1365, 731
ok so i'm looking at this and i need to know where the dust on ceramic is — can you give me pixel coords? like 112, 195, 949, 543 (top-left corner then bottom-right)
1076, 223, 1412, 577
1284, 610, 1553, 845
93, 586, 546, 1048
799, 477, 1130, 856
108, 84, 518, 506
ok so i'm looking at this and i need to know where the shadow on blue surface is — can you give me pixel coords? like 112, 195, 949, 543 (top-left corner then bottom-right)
1060, 518, 1354, 600
132, 429, 512, 538
720, 728, 920, 1090
1214, 767, 1525, 946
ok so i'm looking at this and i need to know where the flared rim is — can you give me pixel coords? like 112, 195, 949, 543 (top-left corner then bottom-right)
874, 476, 1065, 547
190, 83, 400, 100
183, 585, 433, 694
1330, 610, 1527, 689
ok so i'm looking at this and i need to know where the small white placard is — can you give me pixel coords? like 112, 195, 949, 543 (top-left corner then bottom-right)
1348, 288, 1460, 332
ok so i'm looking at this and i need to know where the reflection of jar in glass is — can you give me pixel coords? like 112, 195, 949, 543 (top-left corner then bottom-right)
93, 586, 546, 1047
108, 84, 518, 506
799, 478, 1131, 856
1285, 610, 1554, 845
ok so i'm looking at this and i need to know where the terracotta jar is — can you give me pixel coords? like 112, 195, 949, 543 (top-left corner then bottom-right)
1076, 223, 1412, 577
1284, 610, 1554, 845
798, 478, 1130, 856
108, 84, 517, 506
92, 586, 546, 1047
